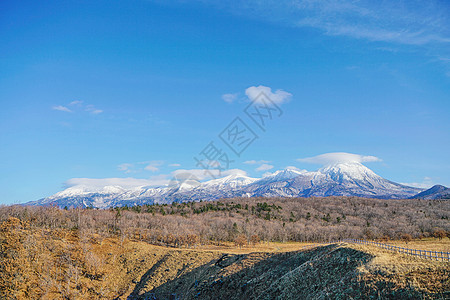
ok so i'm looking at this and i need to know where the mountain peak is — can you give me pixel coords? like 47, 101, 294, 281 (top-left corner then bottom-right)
255, 168, 305, 185
272, 168, 305, 176
31, 163, 424, 208
318, 161, 380, 181
202, 173, 257, 189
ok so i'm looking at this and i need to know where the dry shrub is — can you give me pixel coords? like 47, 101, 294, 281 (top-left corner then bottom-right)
234, 234, 247, 248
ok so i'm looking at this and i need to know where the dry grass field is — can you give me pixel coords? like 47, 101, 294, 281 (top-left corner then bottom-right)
1, 216, 448, 299
1, 198, 448, 299
187, 241, 314, 254
384, 238, 450, 252
193, 238, 450, 253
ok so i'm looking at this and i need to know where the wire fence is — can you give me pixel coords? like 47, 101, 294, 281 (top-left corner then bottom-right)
300, 239, 450, 261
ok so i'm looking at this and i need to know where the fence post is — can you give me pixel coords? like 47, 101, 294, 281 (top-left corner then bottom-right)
340, 239, 450, 261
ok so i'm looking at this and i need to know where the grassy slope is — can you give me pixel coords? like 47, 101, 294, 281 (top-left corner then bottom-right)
132, 243, 449, 300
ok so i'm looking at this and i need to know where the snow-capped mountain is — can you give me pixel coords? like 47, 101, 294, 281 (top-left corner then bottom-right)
254, 168, 306, 185
201, 174, 258, 190
28, 162, 425, 208
242, 162, 421, 199
289, 162, 421, 198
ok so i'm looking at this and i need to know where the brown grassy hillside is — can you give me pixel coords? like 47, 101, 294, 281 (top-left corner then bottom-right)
0, 197, 449, 299
1, 216, 448, 299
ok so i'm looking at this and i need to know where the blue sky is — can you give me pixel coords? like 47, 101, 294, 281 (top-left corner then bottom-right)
0, 0, 449, 204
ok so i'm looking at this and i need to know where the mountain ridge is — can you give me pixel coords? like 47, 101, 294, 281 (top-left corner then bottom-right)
410, 184, 450, 200
28, 162, 426, 208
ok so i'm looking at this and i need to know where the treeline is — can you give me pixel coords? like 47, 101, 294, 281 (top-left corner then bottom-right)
0, 196, 449, 245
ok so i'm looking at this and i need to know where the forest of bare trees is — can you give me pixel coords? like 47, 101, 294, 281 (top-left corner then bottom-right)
1, 196, 448, 246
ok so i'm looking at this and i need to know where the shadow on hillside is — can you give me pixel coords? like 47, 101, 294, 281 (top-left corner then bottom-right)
127, 243, 436, 300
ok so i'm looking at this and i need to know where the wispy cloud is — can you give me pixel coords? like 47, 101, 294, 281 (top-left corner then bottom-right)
244, 160, 271, 165
52, 105, 72, 113
85, 105, 103, 115
291, 0, 450, 46
195, 0, 450, 72
244, 160, 274, 172
65, 175, 170, 189
69, 100, 83, 106
52, 101, 103, 115
144, 161, 163, 172
169, 163, 181, 167
118, 163, 134, 174
255, 163, 274, 172
401, 176, 435, 189
172, 168, 247, 181
207, 0, 450, 46
118, 161, 164, 173
222, 93, 239, 103
297, 152, 382, 165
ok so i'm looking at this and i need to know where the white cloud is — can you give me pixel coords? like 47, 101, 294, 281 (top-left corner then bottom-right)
297, 152, 382, 165
222, 93, 238, 103
85, 105, 103, 114
197, 1, 450, 74
52, 105, 72, 113
144, 160, 164, 172
65, 175, 169, 189
144, 165, 159, 172
207, 1, 450, 46
245, 85, 292, 105
401, 177, 435, 189
292, 0, 450, 45
256, 163, 274, 172
118, 163, 134, 174
171, 168, 247, 181
117, 160, 164, 173
244, 160, 275, 172
244, 160, 270, 165
222, 169, 247, 177
169, 163, 181, 167
52, 101, 103, 115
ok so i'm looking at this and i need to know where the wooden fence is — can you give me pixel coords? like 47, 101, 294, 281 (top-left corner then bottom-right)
301, 239, 450, 261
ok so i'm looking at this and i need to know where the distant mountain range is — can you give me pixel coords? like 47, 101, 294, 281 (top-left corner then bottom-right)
410, 184, 450, 200
26, 161, 447, 208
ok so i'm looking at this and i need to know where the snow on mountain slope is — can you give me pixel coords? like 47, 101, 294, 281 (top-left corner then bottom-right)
201, 174, 258, 189
254, 168, 306, 185
289, 162, 422, 199
29, 163, 425, 208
